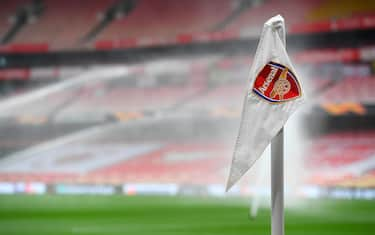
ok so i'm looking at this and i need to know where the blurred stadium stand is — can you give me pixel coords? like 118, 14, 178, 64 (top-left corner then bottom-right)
0, 0, 373, 52
306, 131, 375, 188
0, 0, 374, 197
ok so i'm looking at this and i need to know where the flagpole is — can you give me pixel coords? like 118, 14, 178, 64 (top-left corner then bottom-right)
271, 20, 286, 235
271, 128, 284, 235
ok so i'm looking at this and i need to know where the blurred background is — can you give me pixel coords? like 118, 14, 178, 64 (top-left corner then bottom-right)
0, 0, 374, 234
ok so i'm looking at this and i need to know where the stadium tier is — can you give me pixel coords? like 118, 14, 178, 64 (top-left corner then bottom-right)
224, 0, 323, 32
0, 0, 374, 51
0, 142, 231, 185
1, 64, 374, 123
320, 77, 375, 104
0, 130, 373, 188
10, 0, 116, 49
96, 0, 234, 40
90, 143, 231, 185
306, 131, 375, 187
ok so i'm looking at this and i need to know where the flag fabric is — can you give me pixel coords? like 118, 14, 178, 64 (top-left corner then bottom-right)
226, 15, 304, 191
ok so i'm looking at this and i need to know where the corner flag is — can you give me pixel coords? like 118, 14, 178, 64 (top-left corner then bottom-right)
226, 15, 304, 191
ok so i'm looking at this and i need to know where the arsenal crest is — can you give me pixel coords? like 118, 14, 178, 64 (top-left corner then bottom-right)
252, 61, 301, 103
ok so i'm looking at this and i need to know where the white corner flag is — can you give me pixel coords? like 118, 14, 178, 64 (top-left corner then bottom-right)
226, 15, 304, 191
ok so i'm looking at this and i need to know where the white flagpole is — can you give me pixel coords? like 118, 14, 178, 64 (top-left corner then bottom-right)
271, 128, 284, 235
271, 20, 286, 235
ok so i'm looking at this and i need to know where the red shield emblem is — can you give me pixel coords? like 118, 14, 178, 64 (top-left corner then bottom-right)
252, 61, 301, 103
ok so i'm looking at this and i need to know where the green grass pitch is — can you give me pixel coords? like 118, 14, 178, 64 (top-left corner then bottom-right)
0, 195, 374, 235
